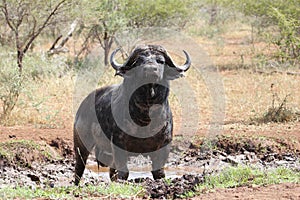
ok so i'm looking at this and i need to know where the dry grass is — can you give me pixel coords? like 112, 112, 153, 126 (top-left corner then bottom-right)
223, 71, 300, 123
1, 19, 299, 137
2, 57, 299, 132
2, 71, 74, 128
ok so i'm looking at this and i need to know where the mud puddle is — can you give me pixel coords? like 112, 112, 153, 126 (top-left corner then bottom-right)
86, 164, 204, 181
0, 135, 299, 198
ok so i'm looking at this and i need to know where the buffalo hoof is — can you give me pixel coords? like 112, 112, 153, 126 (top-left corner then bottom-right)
152, 168, 165, 180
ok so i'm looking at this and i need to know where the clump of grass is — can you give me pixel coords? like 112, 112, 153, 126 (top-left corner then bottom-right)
261, 95, 297, 123
196, 166, 300, 193
252, 84, 299, 124
179, 166, 300, 198
0, 182, 145, 199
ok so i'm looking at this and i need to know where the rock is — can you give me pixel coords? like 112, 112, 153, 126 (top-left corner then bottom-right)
213, 150, 227, 157
284, 156, 295, 162
223, 155, 239, 166
245, 151, 257, 162
262, 153, 278, 162
49, 182, 55, 188
275, 160, 289, 165
27, 173, 40, 182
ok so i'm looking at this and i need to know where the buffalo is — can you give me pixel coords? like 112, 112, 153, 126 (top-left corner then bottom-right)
74, 44, 191, 185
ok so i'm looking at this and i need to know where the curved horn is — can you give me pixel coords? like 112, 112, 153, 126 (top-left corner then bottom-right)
176, 50, 191, 72
110, 48, 123, 71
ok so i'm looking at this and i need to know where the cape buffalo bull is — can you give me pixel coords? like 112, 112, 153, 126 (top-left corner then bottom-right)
74, 45, 191, 185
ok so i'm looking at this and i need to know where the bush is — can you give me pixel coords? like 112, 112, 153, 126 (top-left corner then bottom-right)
252, 91, 299, 124
0, 52, 23, 120
0, 48, 70, 126
267, 7, 300, 63
234, 0, 300, 64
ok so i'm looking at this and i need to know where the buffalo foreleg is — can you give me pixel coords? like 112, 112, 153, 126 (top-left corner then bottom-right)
150, 146, 170, 180
111, 146, 129, 181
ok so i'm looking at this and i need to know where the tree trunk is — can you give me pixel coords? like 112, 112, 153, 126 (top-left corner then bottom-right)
103, 35, 114, 66
17, 50, 24, 73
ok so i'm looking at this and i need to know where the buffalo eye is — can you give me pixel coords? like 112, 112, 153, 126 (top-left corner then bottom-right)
156, 56, 165, 64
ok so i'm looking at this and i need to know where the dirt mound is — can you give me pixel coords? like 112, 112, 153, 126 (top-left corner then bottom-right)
0, 140, 65, 169
49, 137, 73, 157
129, 175, 204, 199
199, 135, 299, 156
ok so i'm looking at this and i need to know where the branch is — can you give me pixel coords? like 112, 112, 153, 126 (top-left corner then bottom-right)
59, 19, 77, 47
48, 19, 77, 55
254, 69, 300, 76
1, 0, 16, 33
92, 25, 105, 49
23, 0, 67, 54
49, 34, 63, 50
75, 29, 95, 58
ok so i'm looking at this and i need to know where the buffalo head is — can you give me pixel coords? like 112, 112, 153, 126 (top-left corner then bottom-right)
110, 45, 191, 81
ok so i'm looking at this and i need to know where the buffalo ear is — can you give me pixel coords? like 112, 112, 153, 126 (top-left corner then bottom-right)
114, 68, 126, 77
164, 66, 185, 80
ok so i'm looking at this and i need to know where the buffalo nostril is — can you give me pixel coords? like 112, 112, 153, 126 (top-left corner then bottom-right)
145, 66, 158, 73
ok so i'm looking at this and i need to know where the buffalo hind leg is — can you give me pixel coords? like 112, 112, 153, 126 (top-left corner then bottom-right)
74, 131, 91, 185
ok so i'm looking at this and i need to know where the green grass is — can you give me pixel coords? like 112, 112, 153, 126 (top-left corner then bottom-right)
180, 166, 300, 198
198, 166, 300, 191
0, 182, 145, 199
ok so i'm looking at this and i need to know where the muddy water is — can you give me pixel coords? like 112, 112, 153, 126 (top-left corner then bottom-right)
86, 164, 204, 181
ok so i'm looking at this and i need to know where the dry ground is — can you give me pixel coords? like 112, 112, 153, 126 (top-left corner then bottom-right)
198, 183, 300, 200
1, 69, 299, 199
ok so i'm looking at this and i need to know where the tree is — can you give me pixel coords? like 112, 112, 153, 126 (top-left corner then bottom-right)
0, 0, 74, 119
0, 0, 73, 72
76, 0, 196, 66
125, 0, 195, 28
231, 0, 300, 63
203, 0, 300, 63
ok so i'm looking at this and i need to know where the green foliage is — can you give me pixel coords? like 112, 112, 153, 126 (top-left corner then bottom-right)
80, 0, 128, 33
0, 0, 75, 47
125, 0, 196, 28
200, 0, 300, 63
267, 7, 300, 62
75, 0, 197, 64
204, 166, 255, 188
230, 0, 300, 63
0, 47, 68, 125
100, 182, 145, 197
81, 0, 196, 29
0, 51, 23, 119
0, 0, 76, 119
181, 166, 300, 197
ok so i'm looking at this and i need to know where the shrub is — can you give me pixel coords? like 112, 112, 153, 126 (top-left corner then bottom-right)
0, 52, 23, 120
252, 86, 299, 124
0, 49, 69, 126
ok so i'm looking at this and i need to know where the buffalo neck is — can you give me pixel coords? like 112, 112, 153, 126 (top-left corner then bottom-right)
121, 79, 170, 127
